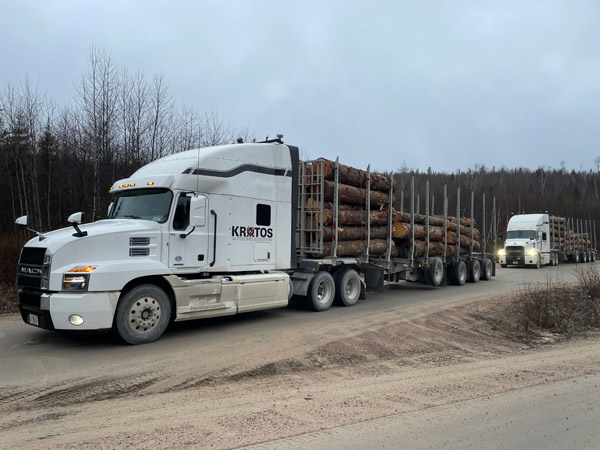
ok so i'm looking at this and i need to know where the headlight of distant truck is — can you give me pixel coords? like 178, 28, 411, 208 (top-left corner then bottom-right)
62, 266, 96, 291
498, 249, 506, 256
527, 249, 537, 257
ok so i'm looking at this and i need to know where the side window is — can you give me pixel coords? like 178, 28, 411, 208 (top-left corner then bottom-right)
256, 204, 271, 226
173, 194, 191, 231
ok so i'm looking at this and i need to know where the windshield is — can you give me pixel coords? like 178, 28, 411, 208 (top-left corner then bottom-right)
109, 188, 172, 223
507, 230, 537, 240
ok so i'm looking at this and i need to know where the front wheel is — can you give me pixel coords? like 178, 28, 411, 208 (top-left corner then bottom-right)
115, 284, 172, 345
307, 271, 335, 312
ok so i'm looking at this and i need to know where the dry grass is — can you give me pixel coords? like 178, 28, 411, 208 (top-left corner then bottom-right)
515, 264, 600, 338
0, 233, 28, 314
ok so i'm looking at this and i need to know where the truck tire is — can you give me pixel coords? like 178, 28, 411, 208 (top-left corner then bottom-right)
115, 284, 172, 345
469, 259, 481, 283
593, 252, 596, 262
427, 258, 444, 286
481, 258, 493, 280
449, 261, 467, 286
288, 277, 294, 301
333, 269, 361, 307
307, 271, 335, 312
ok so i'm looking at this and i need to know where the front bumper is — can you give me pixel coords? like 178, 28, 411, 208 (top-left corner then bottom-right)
18, 289, 118, 331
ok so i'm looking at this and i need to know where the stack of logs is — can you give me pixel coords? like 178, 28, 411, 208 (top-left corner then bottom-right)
304, 159, 482, 258
549, 216, 592, 248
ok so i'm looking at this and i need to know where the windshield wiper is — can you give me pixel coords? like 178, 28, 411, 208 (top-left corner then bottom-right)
124, 214, 141, 219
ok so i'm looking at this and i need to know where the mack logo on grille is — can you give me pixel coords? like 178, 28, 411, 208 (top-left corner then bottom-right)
20, 266, 43, 276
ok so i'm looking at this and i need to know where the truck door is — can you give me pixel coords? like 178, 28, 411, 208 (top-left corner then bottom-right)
169, 193, 209, 269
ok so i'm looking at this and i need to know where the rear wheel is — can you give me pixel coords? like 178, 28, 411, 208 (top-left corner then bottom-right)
481, 258, 493, 280
450, 261, 467, 286
115, 284, 172, 345
469, 260, 481, 283
307, 271, 335, 312
427, 258, 444, 286
333, 269, 361, 307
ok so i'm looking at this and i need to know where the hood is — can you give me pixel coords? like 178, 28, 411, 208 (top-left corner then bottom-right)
24, 219, 161, 254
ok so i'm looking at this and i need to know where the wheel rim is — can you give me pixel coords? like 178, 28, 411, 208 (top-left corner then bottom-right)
433, 263, 443, 283
128, 296, 161, 333
344, 277, 360, 299
459, 264, 467, 282
316, 280, 332, 305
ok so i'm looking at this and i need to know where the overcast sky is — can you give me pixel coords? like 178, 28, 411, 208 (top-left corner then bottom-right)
2, 0, 599, 172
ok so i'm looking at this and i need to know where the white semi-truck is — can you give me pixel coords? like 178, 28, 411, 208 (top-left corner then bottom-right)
498, 213, 596, 268
16, 137, 497, 344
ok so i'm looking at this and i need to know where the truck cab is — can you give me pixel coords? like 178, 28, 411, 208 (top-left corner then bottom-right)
16, 141, 298, 344
498, 213, 550, 268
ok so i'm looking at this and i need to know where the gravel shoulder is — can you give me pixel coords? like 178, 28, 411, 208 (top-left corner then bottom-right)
1, 285, 599, 450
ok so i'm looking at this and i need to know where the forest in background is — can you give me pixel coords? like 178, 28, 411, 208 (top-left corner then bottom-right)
1, 47, 599, 291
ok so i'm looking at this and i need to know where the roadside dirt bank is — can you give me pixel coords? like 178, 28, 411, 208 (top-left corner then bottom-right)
1, 294, 599, 450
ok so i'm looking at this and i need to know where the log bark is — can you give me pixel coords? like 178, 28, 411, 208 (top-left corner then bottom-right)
323, 180, 392, 208
396, 240, 479, 258
322, 225, 388, 241
318, 158, 393, 192
311, 239, 397, 258
392, 222, 480, 242
308, 209, 390, 226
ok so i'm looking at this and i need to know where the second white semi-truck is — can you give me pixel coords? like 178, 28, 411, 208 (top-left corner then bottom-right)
498, 213, 596, 268
15, 137, 497, 344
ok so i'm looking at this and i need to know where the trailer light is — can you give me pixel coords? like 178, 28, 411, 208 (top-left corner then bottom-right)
498, 249, 506, 256
69, 314, 84, 326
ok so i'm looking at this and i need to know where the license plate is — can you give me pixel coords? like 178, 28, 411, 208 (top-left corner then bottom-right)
28, 313, 39, 326
512, 260, 519, 264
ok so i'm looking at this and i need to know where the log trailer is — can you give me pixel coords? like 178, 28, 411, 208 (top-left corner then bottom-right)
498, 213, 597, 268
15, 137, 497, 344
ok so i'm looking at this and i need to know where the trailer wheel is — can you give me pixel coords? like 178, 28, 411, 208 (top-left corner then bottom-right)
481, 258, 493, 280
115, 284, 172, 345
592, 252, 596, 262
584, 251, 590, 263
450, 261, 467, 286
307, 271, 335, 312
427, 258, 444, 286
469, 260, 481, 283
333, 269, 361, 307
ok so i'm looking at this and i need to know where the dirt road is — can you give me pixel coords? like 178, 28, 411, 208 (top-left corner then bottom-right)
0, 263, 598, 449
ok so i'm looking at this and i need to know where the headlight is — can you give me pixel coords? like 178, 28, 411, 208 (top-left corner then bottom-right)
527, 249, 537, 257
498, 249, 506, 256
62, 266, 96, 291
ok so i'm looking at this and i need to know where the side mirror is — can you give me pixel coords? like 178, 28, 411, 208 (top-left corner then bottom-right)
189, 196, 207, 227
16, 215, 28, 228
68, 212, 84, 224
498, 232, 503, 240
107, 202, 113, 217
542, 232, 547, 240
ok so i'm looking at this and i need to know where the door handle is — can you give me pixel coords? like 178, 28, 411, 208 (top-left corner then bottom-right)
210, 210, 217, 267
